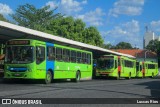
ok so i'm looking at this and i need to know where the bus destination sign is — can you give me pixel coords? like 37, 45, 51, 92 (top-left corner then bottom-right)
7, 40, 30, 45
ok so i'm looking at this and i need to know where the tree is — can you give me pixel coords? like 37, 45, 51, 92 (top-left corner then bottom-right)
46, 16, 104, 47
83, 27, 104, 46
146, 39, 160, 53
11, 3, 62, 31
103, 43, 121, 49
0, 14, 8, 22
114, 42, 133, 49
102, 43, 113, 49
146, 39, 160, 67
46, 16, 85, 42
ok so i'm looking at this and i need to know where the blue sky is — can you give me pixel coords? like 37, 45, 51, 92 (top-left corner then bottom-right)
0, 0, 160, 49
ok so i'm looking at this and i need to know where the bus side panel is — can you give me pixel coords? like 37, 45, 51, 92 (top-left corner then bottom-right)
54, 61, 68, 79
54, 62, 92, 79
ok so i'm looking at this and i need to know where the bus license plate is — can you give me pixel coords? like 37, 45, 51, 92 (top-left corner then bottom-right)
15, 73, 20, 76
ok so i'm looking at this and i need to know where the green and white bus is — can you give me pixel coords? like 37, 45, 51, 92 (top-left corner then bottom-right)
95, 55, 136, 79
4, 39, 93, 83
136, 61, 158, 78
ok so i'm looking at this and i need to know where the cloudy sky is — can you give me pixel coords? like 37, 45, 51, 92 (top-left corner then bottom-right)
0, 0, 160, 48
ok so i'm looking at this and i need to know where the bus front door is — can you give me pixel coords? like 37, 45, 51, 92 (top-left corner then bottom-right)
35, 44, 46, 78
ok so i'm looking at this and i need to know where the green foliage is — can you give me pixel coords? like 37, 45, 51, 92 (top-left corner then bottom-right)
46, 16, 103, 47
146, 39, 160, 67
146, 39, 160, 53
0, 14, 8, 22
46, 16, 85, 41
103, 42, 133, 49
11, 3, 62, 31
83, 27, 104, 46
102, 43, 113, 49
115, 42, 133, 49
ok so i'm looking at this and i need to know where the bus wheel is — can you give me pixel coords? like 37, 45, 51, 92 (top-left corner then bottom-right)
116, 72, 120, 80
72, 71, 81, 82
151, 73, 154, 78
45, 71, 52, 84
127, 72, 131, 80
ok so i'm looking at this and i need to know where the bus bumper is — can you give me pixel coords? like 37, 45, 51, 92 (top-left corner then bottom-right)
4, 71, 46, 79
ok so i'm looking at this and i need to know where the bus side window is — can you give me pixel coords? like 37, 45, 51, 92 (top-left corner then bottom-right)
87, 53, 91, 64
76, 52, 81, 63
71, 50, 76, 63
36, 46, 45, 64
47, 46, 55, 60
56, 48, 62, 61
66, 49, 70, 62
63, 49, 70, 62
82, 53, 87, 64
148, 64, 155, 69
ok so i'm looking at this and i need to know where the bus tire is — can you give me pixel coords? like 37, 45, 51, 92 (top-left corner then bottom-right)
127, 72, 131, 80
44, 71, 52, 84
116, 72, 120, 80
151, 72, 154, 78
72, 71, 81, 82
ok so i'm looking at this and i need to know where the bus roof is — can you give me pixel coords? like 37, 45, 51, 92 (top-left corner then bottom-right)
0, 21, 135, 58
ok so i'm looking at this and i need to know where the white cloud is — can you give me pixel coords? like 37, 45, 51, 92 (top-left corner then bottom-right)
46, 0, 104, 26
46, 1, 58, 9
46, 0, 87, 15
82, 0, 87, 4
109, 0, 145, 17
107, 20, 140, 37
102, 20, 142, 48
76, 8, 105, 26
0, 3, 13, 15
122, 20, 139, 33
150, 20, 160, 32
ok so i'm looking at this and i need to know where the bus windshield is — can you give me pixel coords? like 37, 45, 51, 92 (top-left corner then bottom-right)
97, 58, 114, 69
5, 46, 34, 64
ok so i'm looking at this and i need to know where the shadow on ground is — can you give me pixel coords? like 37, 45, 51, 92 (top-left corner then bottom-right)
0, 78, 84, 84
135, 80, 160, 98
